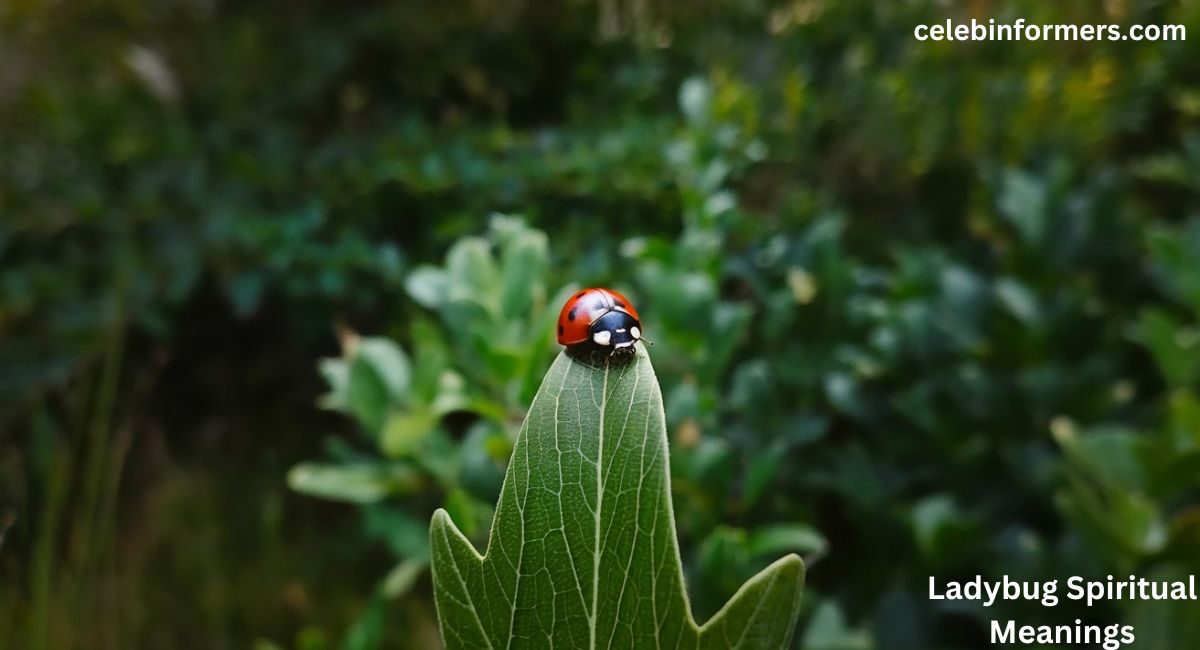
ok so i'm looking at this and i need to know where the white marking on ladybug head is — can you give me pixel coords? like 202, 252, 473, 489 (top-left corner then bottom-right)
593, 330, 613, 346
615, 339, 635, 348
630, 326, 641, 340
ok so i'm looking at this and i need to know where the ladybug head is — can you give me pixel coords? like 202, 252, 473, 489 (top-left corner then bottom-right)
588, 309, 641, 350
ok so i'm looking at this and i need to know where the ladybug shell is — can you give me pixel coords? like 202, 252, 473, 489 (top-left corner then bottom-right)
556, 287, 641, 345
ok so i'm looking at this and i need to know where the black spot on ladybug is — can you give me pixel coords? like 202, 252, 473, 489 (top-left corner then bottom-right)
567, 308, 577, 321
615, 301, 625, 308
558, 324, 564, 335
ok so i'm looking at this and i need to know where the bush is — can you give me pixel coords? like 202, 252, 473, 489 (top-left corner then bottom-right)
3, 0, 1199, 648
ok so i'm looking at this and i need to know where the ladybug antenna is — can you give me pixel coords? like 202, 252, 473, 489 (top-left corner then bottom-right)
639, 334, 654, 346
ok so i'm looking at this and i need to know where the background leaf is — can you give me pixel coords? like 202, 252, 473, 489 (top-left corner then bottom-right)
287, 463, 419, 504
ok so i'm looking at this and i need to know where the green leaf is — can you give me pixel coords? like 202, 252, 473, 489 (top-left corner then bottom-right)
287, 462, 420, 504
346, 359, 391, 433
355, 337, 413, 404
317, 357, 351, 410
741, 442, 786, 510
339, 337, 414, 433
364, 506, 431, 558
993, 277, 1040, 325
1169, 390, 1200, 448
997, 168, 1048, 245
380, 555, 431, 599
430, 347, 805, 649
381, 411, 437, 458
801, 601, 873, 650
746, 524, 827, 560
446, 237, 500, 307
406, 265, 451, 309
910, 494, 981, 564
1146, 220, 1200, 317
492, 215, 549, 320
679, 77, 713, 125
1134, 308, 1200, 388
341, 596, 386, 650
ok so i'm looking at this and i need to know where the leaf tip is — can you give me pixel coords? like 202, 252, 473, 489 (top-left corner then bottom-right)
698, 552, 807, 641
756, 552, 806, 594
429, 507, 484, 559
775, 552, 806, 584
430, 507, 453, 529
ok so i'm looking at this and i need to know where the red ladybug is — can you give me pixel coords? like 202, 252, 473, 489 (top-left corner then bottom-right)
556, 287, 645, 354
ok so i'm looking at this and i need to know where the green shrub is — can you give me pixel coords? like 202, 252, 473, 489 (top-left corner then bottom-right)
5, 0, 1200, 648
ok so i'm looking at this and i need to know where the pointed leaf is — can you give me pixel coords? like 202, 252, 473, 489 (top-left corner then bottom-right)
430, 347, 804, 649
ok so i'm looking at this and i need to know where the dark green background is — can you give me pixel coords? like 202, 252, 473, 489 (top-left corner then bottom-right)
2, 0, 1200, 648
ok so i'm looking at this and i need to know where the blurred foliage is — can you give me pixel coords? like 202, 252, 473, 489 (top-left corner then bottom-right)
2, 0, 1200, 649
289, 219, 566, 608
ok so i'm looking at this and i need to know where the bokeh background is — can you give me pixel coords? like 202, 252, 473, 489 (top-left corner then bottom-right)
3, 0, 1200, 648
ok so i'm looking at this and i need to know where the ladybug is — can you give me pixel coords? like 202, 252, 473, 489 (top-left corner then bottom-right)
556, 287, 646, 355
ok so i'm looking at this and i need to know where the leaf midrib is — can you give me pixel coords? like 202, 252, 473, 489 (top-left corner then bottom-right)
607, 365, 647, 650
589, 361, 610, 650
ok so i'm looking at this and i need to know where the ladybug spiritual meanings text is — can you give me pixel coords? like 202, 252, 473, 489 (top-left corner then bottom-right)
556, 287, 647, 356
